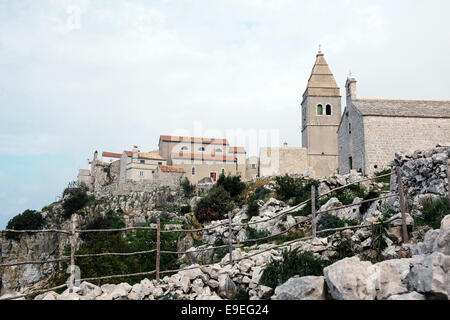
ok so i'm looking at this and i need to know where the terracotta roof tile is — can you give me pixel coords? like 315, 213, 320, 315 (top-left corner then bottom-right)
158, 165, 185, 173
171, 153, 236, 162
160, 135, 229, 145
124, 151, 166, 160
229, 146, 246, 153
102, 152, 122, 158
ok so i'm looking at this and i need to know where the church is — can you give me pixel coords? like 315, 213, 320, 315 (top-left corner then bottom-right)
260, 48, 450, 178
260, 48, 341, 178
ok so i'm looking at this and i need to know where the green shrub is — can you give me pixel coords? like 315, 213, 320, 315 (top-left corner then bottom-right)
375, 169, 392, 184
194, 185, 234, 223
259, 249, 325, 288
415, 197, 449, 230
181, 178, 195, 198
245, 227, 270, 244
332, 237, 355, 261
317, 214, 346, 237
254, 186, 271, 200
274, 175, 302, 201
62, 186, 90, 218
180, 205, 191, 214
5, 210, 44, 241
80, 210, 125, 241
216, 173, 246, 199
246, 197, 260, 218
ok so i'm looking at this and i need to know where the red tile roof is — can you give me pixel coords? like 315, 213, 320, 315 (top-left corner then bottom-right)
158, 165, 185, 173
123, 151, 166, 160
171, 153, 236, 162
102, 152, 122, 158
160, 135, 229, 145
229, 146, 246, 154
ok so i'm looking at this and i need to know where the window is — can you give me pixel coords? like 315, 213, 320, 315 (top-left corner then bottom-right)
349, 157, 353, 170
221, 168, 225, 174
216, 148, 222, 153
139, 171, 144, 177
349, 123, 352, 134
198, 147, 205, 152
191, 167, 195, 175
181, 146, 188, 151
251, 164, 256, 169
158, 162, 162, 165
317, 104, 323, 115
326, 104, 332, 115
140, 160, 145, 164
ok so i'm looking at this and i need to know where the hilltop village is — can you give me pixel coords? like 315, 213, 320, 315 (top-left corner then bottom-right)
78, 49, 450, 191
1, 50, 449, 301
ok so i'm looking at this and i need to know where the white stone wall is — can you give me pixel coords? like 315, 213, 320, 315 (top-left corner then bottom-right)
338, 103, 366, 174
259, 147, 308, 177
363, 116, 450, 175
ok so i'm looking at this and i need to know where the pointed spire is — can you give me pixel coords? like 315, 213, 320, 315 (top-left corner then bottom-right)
303, 49, 340, 98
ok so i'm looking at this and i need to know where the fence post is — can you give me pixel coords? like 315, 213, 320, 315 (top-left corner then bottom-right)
447, 159, 450, 209
156, 218, 161, 283
69, 214, 76, 293
228, 211, 233, 265
311, 185, 316, 240
396, 166, 409, 243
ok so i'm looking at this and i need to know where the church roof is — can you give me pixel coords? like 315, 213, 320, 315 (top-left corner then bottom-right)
353, 98, 450, 118
303, 51, 340, 98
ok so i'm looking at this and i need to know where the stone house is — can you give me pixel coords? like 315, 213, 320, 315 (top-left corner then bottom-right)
338, 77, 450, 175
119, 146, 168, 182
158, 135, 256, 184
260, 49, 341, 178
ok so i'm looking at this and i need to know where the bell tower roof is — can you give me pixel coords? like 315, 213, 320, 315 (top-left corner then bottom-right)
302, 49, 340, 99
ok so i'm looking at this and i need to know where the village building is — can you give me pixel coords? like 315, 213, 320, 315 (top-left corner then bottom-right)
260, 49, 341, 178
119, 146, 169, 183
338, 77, 450, 175
158, 135, 255, 184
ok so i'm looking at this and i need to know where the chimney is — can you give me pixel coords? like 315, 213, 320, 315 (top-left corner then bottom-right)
345, 77, 357, 106
132, 145, 139, 159
283, 142, 288, 149
94, 150, 98, 161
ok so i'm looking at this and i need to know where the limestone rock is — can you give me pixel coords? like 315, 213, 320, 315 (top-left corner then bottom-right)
387, 292, 426, 300
324, 256, 377, 300
217, 275, 237, 300
272, 276, 326, 300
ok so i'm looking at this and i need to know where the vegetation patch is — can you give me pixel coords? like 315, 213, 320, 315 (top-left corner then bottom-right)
415, 196, 449, 230
62, 186, 92, 219
181, 178, 195, 198
5, 210, 44, 241
259, 249, 326, 288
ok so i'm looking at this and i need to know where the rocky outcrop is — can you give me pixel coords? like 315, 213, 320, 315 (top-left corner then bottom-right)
271, 276, 326, 300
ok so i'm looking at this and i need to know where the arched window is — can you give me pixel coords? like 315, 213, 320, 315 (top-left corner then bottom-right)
317, 104, 323, 115
181, 146, 188, 151
191, 167, 195, 175
221, 168, 225, 174
216, 148, 222, 153
326, 104, 332, 115
198, 147, 205, 152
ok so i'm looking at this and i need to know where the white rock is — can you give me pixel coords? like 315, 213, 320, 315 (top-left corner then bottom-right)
387, 292, 426, 300
272, 276, 326, 300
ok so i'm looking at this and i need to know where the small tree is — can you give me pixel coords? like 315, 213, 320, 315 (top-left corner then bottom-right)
180, 177, 195, 198
216, 173, 246, 199
194, 185, 233, 223
62, 185, 90, 219
246, 197, 260, 218
6, 210, 44, 241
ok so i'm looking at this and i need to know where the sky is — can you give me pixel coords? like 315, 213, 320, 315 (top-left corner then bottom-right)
1, 0, 450, 228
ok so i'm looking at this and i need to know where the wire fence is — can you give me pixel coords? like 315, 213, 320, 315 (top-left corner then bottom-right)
0, 168, 420, 301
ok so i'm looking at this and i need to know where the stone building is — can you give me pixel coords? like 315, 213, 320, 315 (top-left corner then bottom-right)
158, 135, 256, 184
338, 77, 450, 175
260, 49, 341, 178
119, 146, 169, 183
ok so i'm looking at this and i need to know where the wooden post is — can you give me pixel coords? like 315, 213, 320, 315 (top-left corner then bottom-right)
156, 218, 161, 282
311, 185, 316, 240
447, 159, 450, 209
228, 211, 233, 265
69, 214, 76, 293
396, 167, 409, 243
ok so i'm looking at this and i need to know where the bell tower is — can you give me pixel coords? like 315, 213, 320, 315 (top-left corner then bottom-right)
301, 48, 341, 177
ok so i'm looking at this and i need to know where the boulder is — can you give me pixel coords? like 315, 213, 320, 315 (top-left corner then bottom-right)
435, 215, 450, 255
373, 259, 410, 300
387, 292, 426, 300
405, 252, 449, 299
323, 257, 377, 300
217, 275, 237, 300
272, 276, 326, 300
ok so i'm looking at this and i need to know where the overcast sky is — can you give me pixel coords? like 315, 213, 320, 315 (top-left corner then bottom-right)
1, 0, 449, 227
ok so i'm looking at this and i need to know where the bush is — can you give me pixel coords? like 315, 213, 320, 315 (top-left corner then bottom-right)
181, 178, 195, 198
80, 210, 125, 241
245, 227, 270, 244
317, 214, 346, 237
246, 197, 260, 218
375, 169, 392, 184
5, 210, 44, 241
194, 185, 234, 223
62, 186, 90, 218
216, 173, 246, 199
259, 249, 326, 288
415, 197, 449, 229
274, 175, 302, 201
180, 205, 191, 214
333, 185, 366, 205
253, 186, 271, 201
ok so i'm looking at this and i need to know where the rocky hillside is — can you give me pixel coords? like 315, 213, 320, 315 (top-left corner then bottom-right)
1, 145, 449, 300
